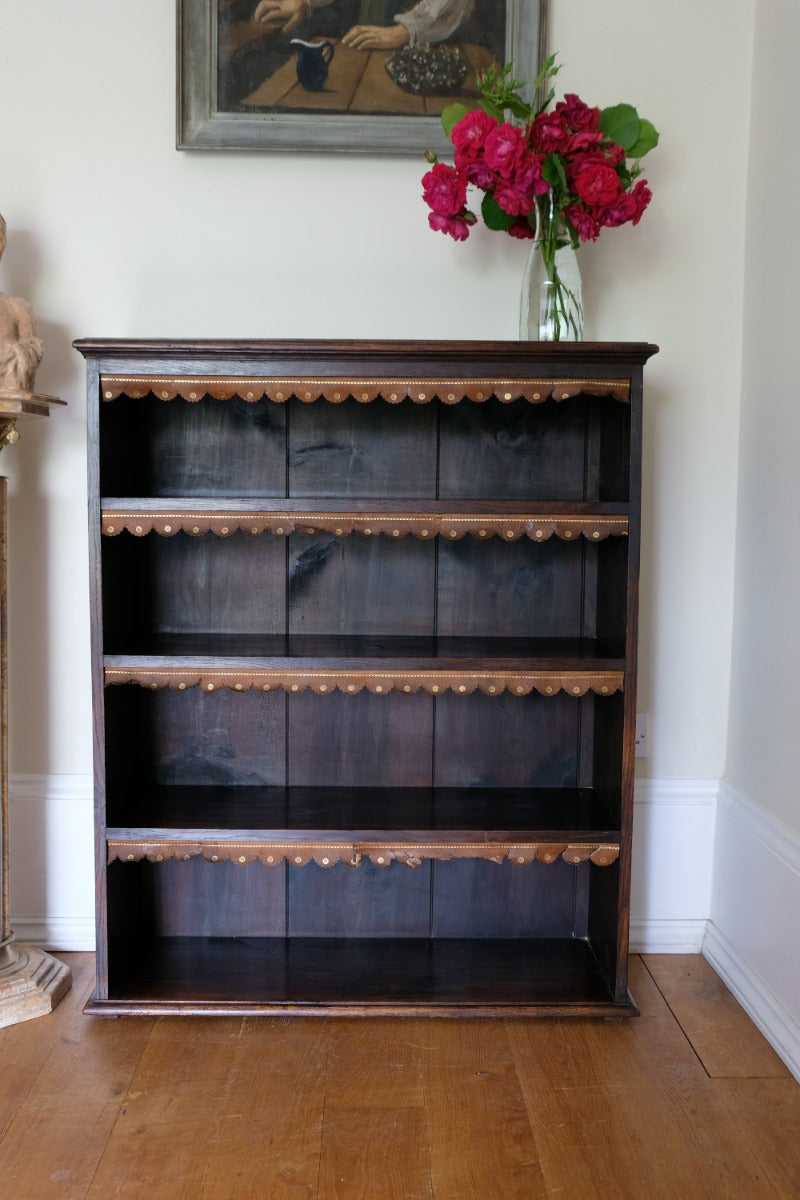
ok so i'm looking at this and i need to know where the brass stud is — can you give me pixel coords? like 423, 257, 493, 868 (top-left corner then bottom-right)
192, 526, 200, 534
294, 856, 303, 864
322, 857, 330, 865
418, 392, 426, 401
363, 528, 372, 536
478, 529, 487, 537
104, 391, 113, 399
211, 855, 219, 862
251, 527, 259, 534
403, 685, 412, 693
592, 531, 601, 540
506, 530, 515, 539
390, 393, 398, 401
207, 683, 215, 691
458, 685, 466, 693
156, 854, 163, 862
150, 683, 158, 690
106, 525, 115, 534
246, 391, 254, 400
535, 530, 544, 539
447, 393, 455, 401
420, 529, 429, 537
189, 391, 198, 400
267, 855, 274, 863
377, 856, 385, 864
135, 525, 143, 534
305, 392, 312, 400
375, 686, 383, 693
239, 855, 246, 863
178, 683, 186, 691
601, 686, 609, 694
564, 530, 573, 538
161, 390, 169, 399
361, 392, 369, 401
392, 529, 400, 537
276, 391, 284, 401
572, 686, 581, 695
333, 391, 341, 400
334, 527, 344, 536
516, 686, 525, 694
432, 685, 440, 693
347, 684, 355, 692
127, 854, 135, 861
291, 684, 299, 692
220, 526, 229, 535
319, 684, 328, 692
533, 392, 541, 400
504, 392, 513, 401
183, 854, 191, 861
164, 524, 172, 534
488, 686, 497, 694
561, 392, 569, 400
517, 856, 525, 864
276, 526, 284, 535
476, 391, 484, 400
234, 684, 243, 691
545, 686, 554, 694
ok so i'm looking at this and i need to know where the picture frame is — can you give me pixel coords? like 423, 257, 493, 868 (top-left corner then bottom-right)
177, 0, 547, 153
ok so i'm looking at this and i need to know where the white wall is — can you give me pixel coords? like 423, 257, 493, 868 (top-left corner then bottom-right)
707, 0, 800, 1083
1, 3, 754, 945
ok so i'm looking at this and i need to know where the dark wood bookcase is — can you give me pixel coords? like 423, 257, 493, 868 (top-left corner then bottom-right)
75, 339, 656, 1017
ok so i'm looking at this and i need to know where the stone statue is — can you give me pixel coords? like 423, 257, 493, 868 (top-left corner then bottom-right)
0, 212, 43, 395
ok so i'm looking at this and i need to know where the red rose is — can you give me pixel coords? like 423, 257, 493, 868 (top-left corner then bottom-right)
555, 93, 600, 131
530, 111, 569, 154
567, 129, 605, 153
427, 211, 474, 241
596, 191, 638, 228
452, 109, 497, 166
465, 159, 497, 191
422, 162, 468, 216
483, 123, 526, 178
507, 217, 536, 240
563, 204, 601, 242
570, 156, 620, 206
630, 179, 652, 225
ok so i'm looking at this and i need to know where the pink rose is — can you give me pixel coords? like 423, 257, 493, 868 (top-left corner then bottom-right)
563, 204, 601, 242
422, 162, 468, 216
483, 123, 526, 178
569, 156, 620, 206
427, 211, 474, 241
452, 109, 497, 166
555, 93, 600, 131
530, 111, 569, 154
464, 159, 497, 191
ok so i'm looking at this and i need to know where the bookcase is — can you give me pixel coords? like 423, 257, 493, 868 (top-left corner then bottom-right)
75, 338, 656, 1016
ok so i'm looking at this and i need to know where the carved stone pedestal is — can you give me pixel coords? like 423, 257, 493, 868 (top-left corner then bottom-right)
0, 943, 72, 1029
0, 390, 70, 1027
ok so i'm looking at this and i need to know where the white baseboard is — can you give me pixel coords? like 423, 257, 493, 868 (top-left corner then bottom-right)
10, 917, 96, 953
705, 781, 800, 1084
630, 918, 708, 954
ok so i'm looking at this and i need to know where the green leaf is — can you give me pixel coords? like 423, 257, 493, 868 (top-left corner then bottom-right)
441, 102, 469, 138
627, 118, 659, 159
599, 103, 641, 151
481, 191, 515, 232
542, 152, 568, 193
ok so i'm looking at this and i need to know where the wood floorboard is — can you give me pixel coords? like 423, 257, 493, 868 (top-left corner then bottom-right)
642, 952, 790, 1078
0, 953, 797, 1199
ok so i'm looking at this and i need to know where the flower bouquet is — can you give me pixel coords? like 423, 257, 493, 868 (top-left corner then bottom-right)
421, 56, 659, 340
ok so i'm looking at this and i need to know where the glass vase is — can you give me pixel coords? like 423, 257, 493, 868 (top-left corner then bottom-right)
519, 195, 584, 342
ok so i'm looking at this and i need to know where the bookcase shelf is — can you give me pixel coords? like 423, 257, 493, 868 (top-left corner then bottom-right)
76, 338, 656, 1017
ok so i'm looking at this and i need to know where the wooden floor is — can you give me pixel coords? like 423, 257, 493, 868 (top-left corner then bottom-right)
0, 954, 797, 1199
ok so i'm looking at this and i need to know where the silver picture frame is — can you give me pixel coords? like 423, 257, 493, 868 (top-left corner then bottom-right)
177, 0, 547, 153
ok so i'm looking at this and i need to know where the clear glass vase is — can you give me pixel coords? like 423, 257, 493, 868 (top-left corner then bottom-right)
519, 195, 584, 342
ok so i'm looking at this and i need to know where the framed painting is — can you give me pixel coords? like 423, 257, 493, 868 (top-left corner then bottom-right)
177, 0, 547, 153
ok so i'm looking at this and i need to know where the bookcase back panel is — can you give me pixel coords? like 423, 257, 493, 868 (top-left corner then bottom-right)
105, 687, 286, 790
100, 395, 287, 497
430, 859, 588, 938
288, 534, 436, 636
286, 692, 435, 788
288, 861, 433, 937
288, 398, 437, 498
